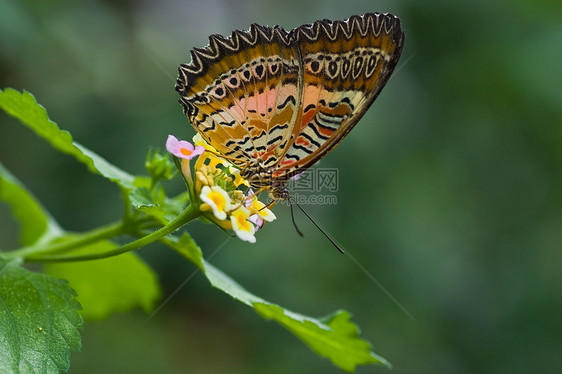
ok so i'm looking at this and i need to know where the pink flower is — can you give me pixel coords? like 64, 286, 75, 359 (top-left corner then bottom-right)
166, 135, 204, 160
245, 189, 276, 230
248, 214, 264, 229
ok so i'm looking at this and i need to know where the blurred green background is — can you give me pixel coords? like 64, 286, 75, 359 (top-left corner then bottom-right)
1, 0, 561, 373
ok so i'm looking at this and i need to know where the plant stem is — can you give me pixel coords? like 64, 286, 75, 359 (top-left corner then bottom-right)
24, 204, 201, 263
4, 221, 125, 259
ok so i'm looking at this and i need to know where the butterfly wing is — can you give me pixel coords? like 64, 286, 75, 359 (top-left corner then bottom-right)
176, 24, 302, 169
272, 13, 405, 179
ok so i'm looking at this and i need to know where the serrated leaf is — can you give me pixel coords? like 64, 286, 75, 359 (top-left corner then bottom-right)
129, 187, 157, 208
0, 259, 83, 374
0, 162, 63, 247
254, 304, 390, 372
0, 88, 135, 190
168, 233, 205, 269
129, 186, 185, 224
168, 234, 390, 371
45, 240, 161, 321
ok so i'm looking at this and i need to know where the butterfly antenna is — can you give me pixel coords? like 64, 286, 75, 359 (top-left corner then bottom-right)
145, 51, 176, 81
394, 52, 416, 75
344, 249, 415, 321
289, 201, 304, 237
291, 202, 414, 319
293, 201, 344, 254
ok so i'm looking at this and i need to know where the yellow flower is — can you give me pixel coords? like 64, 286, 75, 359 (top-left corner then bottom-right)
192, 133, 217, 153
229, 166, 250, 187
193, 133, 231, 169
165, 133, 278, 243
230, 207, 256, 243
247, 196, 276, 224
199, 185, 232, 220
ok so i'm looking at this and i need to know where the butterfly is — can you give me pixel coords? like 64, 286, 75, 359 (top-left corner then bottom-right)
176, 13, 405, 201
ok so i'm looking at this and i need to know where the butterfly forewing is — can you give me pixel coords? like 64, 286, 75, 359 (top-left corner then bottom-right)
177, 25, 302, 168
237, 26, 302, 169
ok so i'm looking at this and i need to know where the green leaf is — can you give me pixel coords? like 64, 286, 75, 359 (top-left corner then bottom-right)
254, 305, 389, 372
145, 149, 177, 182
0, 258, 83, 374
0, 162, 62, 247
129, 187, 158, 209
129, 186, 186, 224
0, 88, 135, 190
45, 240, 161, 321
168, 234, 390, 371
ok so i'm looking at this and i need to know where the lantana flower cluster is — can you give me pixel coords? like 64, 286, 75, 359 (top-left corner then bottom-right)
166, 134, 276, 243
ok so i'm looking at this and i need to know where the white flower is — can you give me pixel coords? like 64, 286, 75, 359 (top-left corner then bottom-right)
230, 207, 256, 243
246, 190, 276, 225
199, 185, 232, 220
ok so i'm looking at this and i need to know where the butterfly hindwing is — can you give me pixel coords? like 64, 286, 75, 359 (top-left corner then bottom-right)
273, 13, 405, 179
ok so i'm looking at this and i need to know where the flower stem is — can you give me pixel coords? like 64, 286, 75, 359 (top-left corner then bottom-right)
24, 204, 201, 263
4, 221, 125, 259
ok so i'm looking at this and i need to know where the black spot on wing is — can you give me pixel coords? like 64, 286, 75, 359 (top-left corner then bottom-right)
267, 135, 284, 146
277, 95, 296, 110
